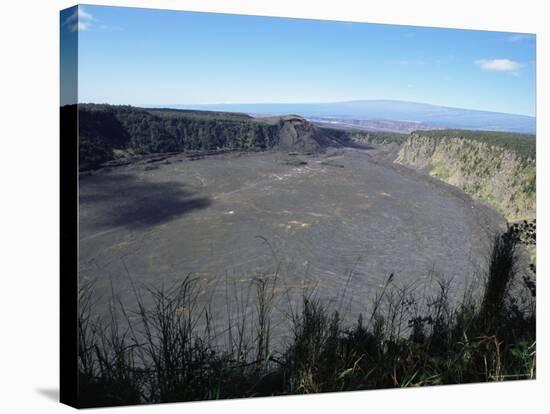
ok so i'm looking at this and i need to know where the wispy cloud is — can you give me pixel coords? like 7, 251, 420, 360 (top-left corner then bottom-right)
508, 34, 534, 43
64, 6, 97, 32
98, 24, 123, 32
65, 8, 96, 24
475, 58, 523, 76
71, 21, 92, 32
385, 58, 425, 66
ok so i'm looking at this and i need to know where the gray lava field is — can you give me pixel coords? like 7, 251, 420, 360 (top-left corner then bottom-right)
79, 148, 506, 341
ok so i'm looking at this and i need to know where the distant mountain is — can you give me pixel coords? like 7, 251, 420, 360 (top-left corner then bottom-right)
155, 100, 535, 134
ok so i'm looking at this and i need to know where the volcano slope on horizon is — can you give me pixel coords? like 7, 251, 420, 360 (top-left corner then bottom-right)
171, 99, 536, 134
79, 148, 506, 342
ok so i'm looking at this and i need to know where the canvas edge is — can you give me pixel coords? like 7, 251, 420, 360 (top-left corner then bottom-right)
60, 4, 79, 409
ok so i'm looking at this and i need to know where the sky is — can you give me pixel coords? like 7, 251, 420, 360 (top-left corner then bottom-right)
61, 5, 536, 116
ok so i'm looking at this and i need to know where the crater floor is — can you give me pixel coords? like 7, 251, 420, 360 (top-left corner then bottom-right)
79, 148, 506, 340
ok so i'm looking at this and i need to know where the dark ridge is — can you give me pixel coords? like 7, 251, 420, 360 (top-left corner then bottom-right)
68, 104, 351, 170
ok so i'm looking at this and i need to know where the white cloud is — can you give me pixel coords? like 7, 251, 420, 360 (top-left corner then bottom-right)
64, 7, 122, 33
475, 58, 523, 75
65, 7, 96, 23
64, 7, 96, 31
509, 34, 534, 43
69, 21, 91, 32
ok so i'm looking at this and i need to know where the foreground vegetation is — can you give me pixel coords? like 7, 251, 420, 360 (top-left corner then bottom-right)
77, 228, 536, 407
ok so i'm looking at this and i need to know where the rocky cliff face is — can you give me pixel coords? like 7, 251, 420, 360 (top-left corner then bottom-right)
395, 133, 536, 222
72, 105, 341, 169
273, 115, 339, 153
275, 116, 320, 152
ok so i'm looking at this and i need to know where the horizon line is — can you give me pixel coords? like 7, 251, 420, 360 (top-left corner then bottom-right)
138, 99, 536, 118
71, 99, 536, 119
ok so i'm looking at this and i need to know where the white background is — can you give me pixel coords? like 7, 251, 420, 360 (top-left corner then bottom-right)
0, 0, 547, 412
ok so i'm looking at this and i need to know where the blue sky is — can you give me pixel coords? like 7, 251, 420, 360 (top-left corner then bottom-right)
61, 5, 536, 116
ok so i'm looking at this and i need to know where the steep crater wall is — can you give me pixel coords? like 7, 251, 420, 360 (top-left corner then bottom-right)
69, 104, 345, 169
395, 133, 536, 221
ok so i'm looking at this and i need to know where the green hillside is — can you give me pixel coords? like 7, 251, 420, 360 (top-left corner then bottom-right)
414, 129, 536, 160
396, 131, 536, 221
70, 104, 284, 169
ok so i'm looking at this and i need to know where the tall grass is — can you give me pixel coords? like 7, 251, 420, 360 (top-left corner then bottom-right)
77, 229, 536, 407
